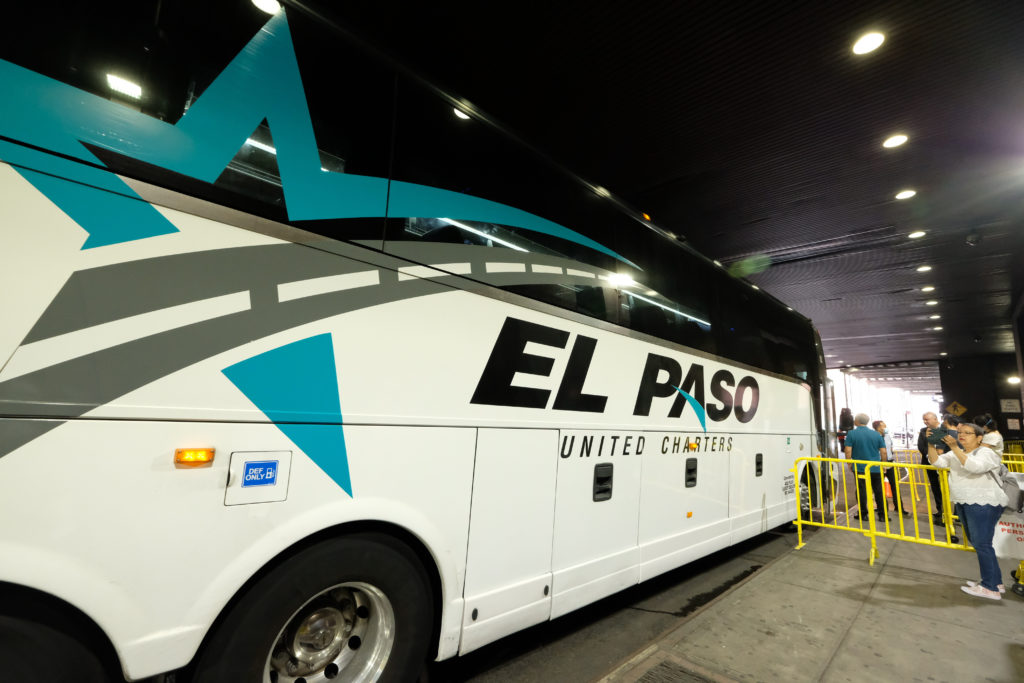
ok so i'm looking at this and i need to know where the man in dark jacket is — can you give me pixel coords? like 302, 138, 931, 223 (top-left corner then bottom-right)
918, 411, 956, 539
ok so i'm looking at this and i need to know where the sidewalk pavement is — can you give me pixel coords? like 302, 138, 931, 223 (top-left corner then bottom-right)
601, 523, 1024, 683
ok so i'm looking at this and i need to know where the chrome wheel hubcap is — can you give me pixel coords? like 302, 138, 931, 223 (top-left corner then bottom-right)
266, 582, 395, 683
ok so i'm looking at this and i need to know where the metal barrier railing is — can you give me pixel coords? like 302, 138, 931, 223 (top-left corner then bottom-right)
793, 456, 970, 565
1003, 442, 1024, 473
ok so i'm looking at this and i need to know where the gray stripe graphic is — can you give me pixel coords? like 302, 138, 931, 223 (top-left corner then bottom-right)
1, 240, 624, 458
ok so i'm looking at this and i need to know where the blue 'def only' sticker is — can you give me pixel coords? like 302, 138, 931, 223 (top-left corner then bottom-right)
242, 460, 279, 487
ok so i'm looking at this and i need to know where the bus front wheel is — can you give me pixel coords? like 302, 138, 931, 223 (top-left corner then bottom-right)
191, 533, 434, 683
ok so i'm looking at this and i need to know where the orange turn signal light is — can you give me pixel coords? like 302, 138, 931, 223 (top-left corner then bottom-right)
174, 448, 215, 467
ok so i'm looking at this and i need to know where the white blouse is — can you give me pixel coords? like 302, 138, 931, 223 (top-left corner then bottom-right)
982, 431, 1004, 454
934, 445, 1009, 507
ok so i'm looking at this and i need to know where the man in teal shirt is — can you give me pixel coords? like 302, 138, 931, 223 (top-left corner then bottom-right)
844, 412, 888, 521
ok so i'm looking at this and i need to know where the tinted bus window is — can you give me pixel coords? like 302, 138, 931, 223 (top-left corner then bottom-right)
718, 278, 815, 379
0, 2, 393, 244
616, 238, 717, 354
384, 75, 631, 324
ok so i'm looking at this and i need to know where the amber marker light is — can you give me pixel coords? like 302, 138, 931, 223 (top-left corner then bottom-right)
642, 212, 651, 221
175, 448, 215, 467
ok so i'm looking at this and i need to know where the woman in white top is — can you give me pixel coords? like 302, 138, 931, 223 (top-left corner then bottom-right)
973, 413, 1004, 454
928, 422, 1008, 600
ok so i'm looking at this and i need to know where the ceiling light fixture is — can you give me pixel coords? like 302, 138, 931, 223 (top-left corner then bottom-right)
883, 134, 908, 148
252, 0, 281, 13
106, 74, 142, 100
1008, 377, 1021, 385
853, 32, 885, 55
594, 186, 611, 198
940, 352, 947, 356
921, 285, 935, 292
896, 190, 917, 200
929, 314, 941, 319
916, 265, 932, 272
933, 326, 943, 331
605, 273, 636, 288
925, 300, 939, 306
713, 260, 722, 267
751, 284, 760, 290
908, 230, 926, 238
441, 217, 527, 252
245, 138, 277, 155
453, 108, 471, 120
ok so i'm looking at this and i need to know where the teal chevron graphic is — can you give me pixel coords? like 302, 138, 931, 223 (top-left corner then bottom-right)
222, 334, 352, 496
672, 385, 707, 433
0, 12, 631, 265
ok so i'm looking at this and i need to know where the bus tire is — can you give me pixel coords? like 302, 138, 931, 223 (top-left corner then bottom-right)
191, 532, 434, 683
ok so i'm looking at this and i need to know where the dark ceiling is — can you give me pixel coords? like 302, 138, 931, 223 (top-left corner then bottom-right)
305, 0, 1024, 378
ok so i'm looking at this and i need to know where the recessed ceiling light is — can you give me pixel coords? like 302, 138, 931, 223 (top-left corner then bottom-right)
883, 134, 908, 148
908, 230, 926, 238
825, 354, 835, 358
916, 265, 932, 272
713, 260, 723, 267
939, 352, 947, 356
896, 190, 917, 200
252, 0, 281, 14
106, 74, 142, 99
1008, 377, 1021, 385
453, 108, 471, 120
853, 32, 885, 55
594, 186, 611, 198
921, 285, 935, 292
933, 326, 943, 331
786, 307, 793, 311
929, 314, 941, 319
751, 285, 760, 290
925, 300, 939, 306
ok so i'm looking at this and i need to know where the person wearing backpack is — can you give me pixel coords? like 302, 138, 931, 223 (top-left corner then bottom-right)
928, 422, 1009, 600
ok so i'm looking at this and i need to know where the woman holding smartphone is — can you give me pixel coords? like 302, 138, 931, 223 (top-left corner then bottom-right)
927, 422, 1008, 600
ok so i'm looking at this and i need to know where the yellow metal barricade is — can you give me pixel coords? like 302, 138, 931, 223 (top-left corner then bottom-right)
891, 449, 922, 500
793, 456, 971, 565
1003, 444, 1024, 473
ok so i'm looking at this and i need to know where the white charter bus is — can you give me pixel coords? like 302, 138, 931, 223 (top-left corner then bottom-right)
0, 2, 830, 681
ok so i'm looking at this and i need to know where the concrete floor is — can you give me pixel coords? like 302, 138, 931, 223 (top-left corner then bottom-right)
426, 527, 805, 682
603, 523, 1024, 683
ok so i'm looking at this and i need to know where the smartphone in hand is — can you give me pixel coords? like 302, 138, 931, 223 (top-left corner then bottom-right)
926, 426, 950, 446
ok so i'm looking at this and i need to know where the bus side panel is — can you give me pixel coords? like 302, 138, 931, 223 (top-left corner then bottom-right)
0, 417, 475, 680
728, 432, 812, 543
459, 429, 557, 655
637, 432, 731, 582
550, 430, 643, 619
